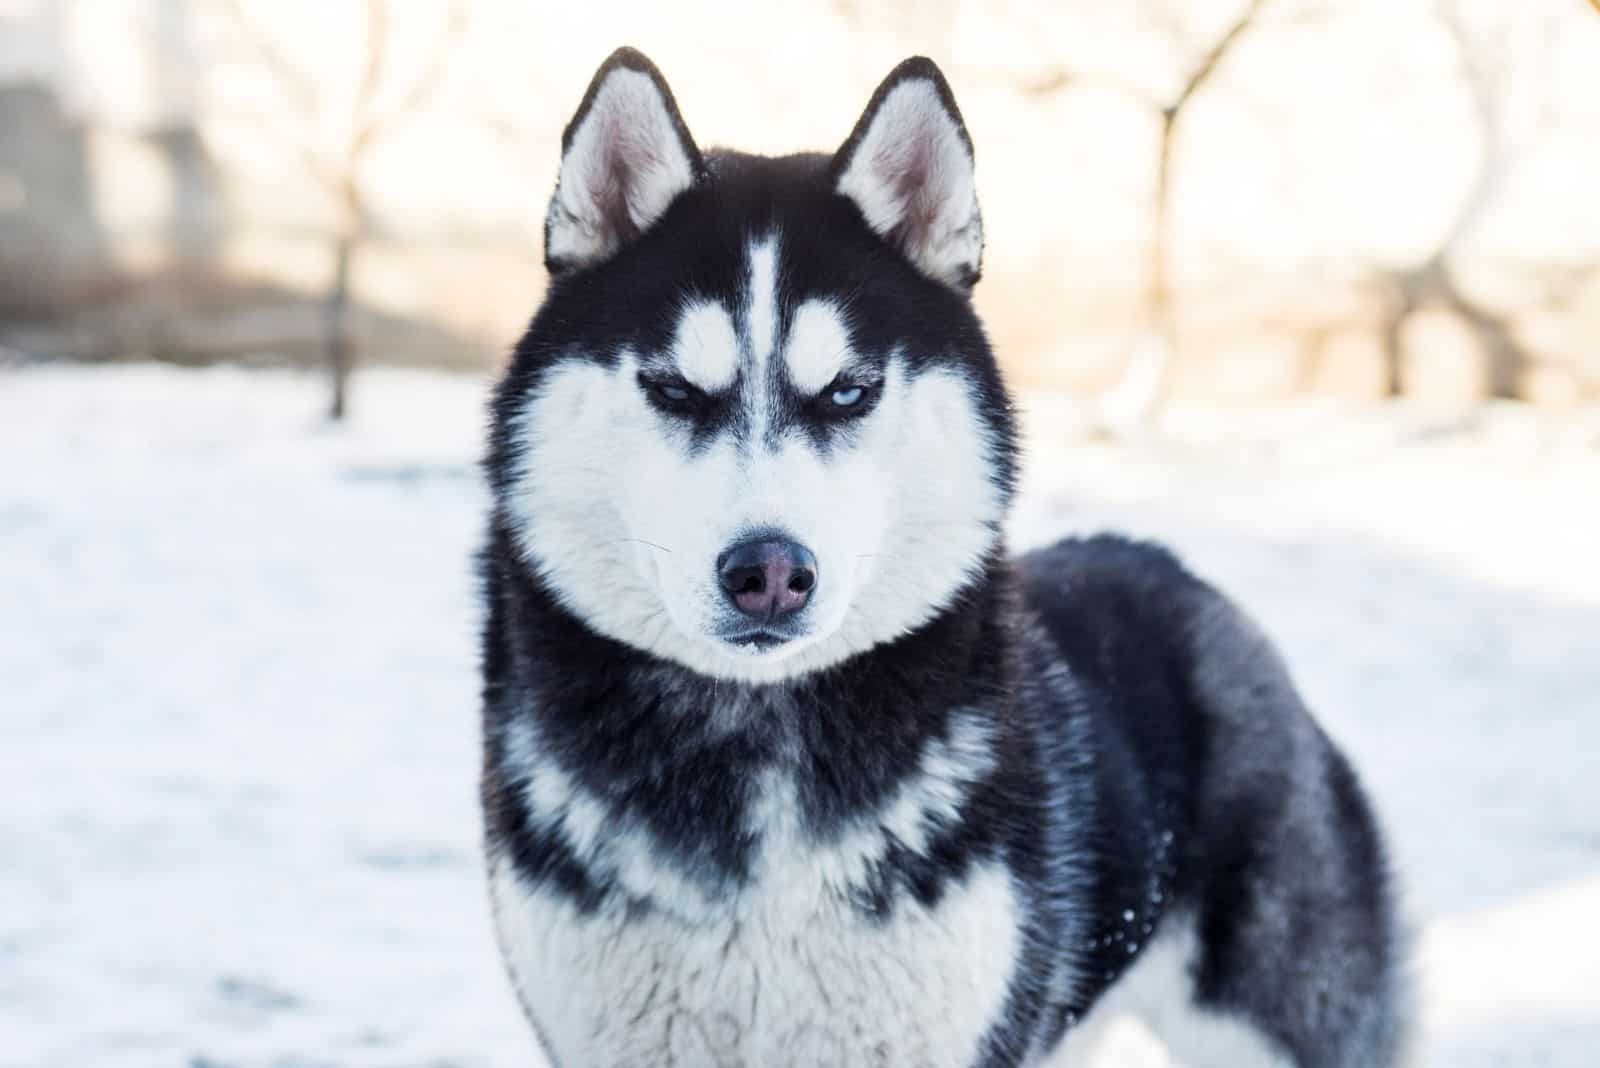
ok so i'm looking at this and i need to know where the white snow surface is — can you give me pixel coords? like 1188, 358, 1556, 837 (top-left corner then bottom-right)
2, 364, 1596, 1067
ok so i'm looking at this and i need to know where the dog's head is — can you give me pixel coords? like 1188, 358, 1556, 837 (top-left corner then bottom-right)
491, 48, 1016, 682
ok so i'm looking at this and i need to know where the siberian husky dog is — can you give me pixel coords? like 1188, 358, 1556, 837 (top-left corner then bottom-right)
479, 48, 1409, 1068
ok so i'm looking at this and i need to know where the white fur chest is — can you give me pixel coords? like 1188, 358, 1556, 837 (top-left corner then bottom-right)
490, 854, 1020, 1068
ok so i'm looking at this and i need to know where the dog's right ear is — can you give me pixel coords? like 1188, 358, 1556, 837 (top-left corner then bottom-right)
832, 57, 981, 291
544, 48, 704, 274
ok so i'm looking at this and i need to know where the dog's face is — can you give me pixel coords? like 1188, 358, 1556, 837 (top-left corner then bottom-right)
491, 50, 1016, 682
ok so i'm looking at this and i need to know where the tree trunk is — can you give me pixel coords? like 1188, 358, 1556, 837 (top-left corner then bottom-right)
324, 233, 356, 421
1097, 0, 1268, 429
1380, 305, 1408, 398
1141, 107, 1180, 415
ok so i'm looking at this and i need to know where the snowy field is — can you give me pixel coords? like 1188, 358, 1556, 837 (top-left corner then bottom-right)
3, 363, 1597, 1067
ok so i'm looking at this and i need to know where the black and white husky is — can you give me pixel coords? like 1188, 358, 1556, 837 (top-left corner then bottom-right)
479, 48, 1409, 1068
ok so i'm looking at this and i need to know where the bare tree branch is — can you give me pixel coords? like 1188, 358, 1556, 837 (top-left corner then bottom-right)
221, 1, 465, 419
221, 1, 346, 196
1369, 0, 1552, 400
1018, 67, 1163, 109
1433, 0, 1504, 262
220, 0, 317, 115
1169, 0, 1269, 116
1102, 0, 1271, 429
344, 0, 468, 208
370, 0, 468, 141
345, 0, 391, 172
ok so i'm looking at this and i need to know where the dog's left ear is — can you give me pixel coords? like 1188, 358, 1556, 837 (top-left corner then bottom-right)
831, 57, 982, 291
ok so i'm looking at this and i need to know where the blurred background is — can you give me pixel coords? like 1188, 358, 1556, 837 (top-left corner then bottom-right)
3, 1, 1597, 1066
4, 0, 1600, 411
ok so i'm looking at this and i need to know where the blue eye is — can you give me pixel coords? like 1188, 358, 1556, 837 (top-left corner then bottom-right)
640, 373, 697, 407
830, 385, 865, 408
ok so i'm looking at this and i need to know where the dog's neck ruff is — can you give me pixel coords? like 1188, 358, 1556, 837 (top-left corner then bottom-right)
481, 518, 1018, 919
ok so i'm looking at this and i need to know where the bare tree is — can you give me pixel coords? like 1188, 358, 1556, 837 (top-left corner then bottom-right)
1018, 0, 1272, 428
224, 0, 466, 419
1123, 0, 1269, 424
1369, 0, 1555, 401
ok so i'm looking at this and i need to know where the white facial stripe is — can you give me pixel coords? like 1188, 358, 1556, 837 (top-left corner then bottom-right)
744, 237, 779, 431
783, 298, 853, 394
745, 238, 779, 368
669, 300, 740, 391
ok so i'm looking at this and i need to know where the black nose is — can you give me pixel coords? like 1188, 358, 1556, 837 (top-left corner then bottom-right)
716, 537, 818, 621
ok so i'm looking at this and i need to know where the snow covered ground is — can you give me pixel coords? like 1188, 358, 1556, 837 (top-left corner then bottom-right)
3, 363, 1596, 1067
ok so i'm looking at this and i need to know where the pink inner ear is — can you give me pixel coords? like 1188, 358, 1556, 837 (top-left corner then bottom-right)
836, 75, 979, 287
877, 132, 940, 250
549, 64, 698, 269
590, 112, 671, 243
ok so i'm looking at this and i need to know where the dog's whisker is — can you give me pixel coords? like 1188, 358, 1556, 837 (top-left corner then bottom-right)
617, 537, 674, 554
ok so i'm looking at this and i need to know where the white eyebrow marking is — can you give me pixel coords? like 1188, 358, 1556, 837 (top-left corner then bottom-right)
669, 300, 740, 391
783, 298, 853, 394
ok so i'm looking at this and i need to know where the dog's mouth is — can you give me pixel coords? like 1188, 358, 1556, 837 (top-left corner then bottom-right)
721, 628, 800, 652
